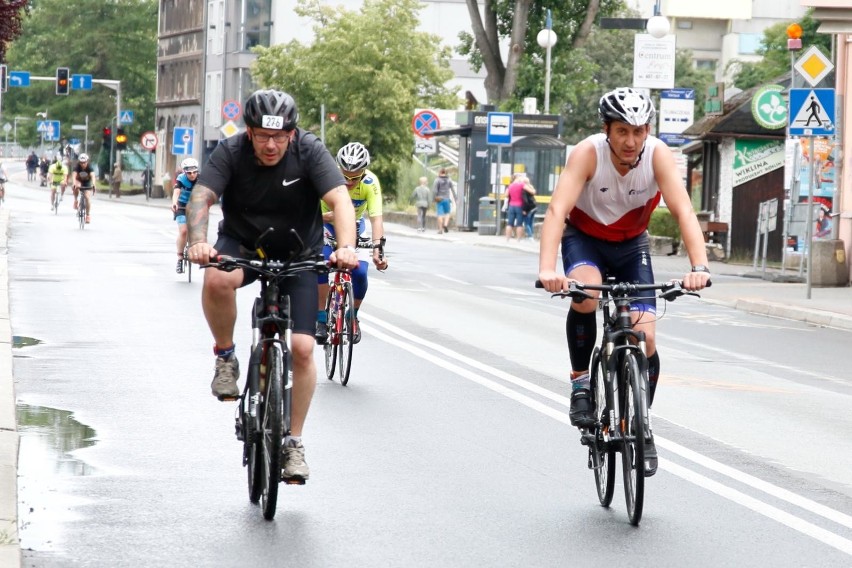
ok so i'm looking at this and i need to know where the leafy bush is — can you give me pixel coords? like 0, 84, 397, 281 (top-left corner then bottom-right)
648, 208, 681, 240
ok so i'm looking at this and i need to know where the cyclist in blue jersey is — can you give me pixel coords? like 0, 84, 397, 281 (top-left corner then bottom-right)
315, 142, 388, 345
172, 158, 199, 273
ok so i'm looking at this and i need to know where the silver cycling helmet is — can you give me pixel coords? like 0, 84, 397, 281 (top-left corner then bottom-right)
180, 157, 199, 173
336, 142, 371, 171
78, 153, 90, 162
598, 87, 656, 125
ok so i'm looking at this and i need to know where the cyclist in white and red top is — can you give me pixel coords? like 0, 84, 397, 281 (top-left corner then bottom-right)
538, 87, 711, 477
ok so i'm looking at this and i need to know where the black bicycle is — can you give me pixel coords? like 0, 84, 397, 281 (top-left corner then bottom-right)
539, 277, 705, 526
77, 190, 89, 229
180, 244, 192, 283
205, 232, 327, 520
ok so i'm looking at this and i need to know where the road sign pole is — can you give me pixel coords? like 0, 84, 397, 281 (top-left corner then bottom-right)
805, 136, 815, 299
494, 147, 502, 236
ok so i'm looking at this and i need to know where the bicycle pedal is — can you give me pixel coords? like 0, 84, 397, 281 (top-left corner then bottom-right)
282, 476, 306, 485
217, 395, 239, 402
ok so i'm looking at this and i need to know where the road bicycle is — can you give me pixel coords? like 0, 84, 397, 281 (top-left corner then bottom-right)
180, 244, 192, 283
539, 277, 706, 526
51, 181, 62, 214
321, 235, 384, 386
77, 190, 89, 230
205, 231, 327, 520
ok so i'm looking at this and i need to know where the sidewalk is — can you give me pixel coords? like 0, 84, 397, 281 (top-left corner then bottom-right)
0, 188, 850, 565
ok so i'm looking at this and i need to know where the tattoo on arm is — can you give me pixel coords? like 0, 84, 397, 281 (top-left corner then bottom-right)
186, 185, 217, 245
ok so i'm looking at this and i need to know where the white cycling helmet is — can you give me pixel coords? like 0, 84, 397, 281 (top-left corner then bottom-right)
336, 142, 370, 171
180, 158, 199, 173
598, 87, 656, 126
78, 153, 90, 162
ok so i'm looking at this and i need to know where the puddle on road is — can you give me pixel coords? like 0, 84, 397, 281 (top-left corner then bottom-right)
16, 404, 97, 552
12, 336, 43, 348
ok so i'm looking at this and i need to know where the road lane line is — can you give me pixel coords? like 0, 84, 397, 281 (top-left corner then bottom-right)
659, 438, 852, 530
364, 315, 852, 543
663, 460, 852, 556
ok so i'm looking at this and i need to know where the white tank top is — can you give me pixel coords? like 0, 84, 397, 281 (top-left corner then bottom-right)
569, 133, 661, 241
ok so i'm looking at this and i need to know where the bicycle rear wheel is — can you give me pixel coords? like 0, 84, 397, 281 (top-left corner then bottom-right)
337, 282, 355, 386
323, 287, 338, 380
260, 343, 284, 520
621, 351, 646, 526
589, 348, 615, 507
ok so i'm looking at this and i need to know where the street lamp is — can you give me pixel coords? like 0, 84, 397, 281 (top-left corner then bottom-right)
536, 10, 557, 114
646, 0, 670, 39
35, 111, 47, 148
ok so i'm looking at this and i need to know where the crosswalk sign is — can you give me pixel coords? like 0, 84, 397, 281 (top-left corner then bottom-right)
788, 88, 835, 136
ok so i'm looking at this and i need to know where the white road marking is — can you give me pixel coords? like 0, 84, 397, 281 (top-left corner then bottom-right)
362, 314, 852, 554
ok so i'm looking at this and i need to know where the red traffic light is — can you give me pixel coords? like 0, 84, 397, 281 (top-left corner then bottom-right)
103, 127, 112, 137
55, 67, 70, 95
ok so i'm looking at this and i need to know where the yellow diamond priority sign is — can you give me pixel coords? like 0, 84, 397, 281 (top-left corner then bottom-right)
794, 45, 834, 87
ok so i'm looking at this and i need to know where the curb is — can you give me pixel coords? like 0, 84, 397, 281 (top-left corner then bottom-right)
0, 207, 20, 566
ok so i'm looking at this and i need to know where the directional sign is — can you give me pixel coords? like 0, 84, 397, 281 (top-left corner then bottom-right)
486, 112, 513, 145
140, 131, 158, 151
9, 71, 30, 88
119, 110, 134, 124
412, 110, 440, 138
659, 88, 695, 134
71, 74, 93, 90
222, 100, 241, 121
789, 88, 835, 137
172, 127, 194, 155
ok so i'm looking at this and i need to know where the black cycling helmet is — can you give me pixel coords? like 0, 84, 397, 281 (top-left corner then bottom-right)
598, 87, 656, 125
243, 89, 299, 131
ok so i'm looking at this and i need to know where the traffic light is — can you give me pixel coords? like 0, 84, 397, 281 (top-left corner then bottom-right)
115, 128, 128, 150
0, 65, 7, 93
103, 126, 112, 150
56, 67, 70, 95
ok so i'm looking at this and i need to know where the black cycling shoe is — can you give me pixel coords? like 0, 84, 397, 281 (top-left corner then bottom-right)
569, 388, 594, 428
644, 436, 658, 477
315, 322, 328, 345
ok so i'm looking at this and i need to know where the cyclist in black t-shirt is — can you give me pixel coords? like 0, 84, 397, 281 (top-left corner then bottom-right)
186, 89, 358, 482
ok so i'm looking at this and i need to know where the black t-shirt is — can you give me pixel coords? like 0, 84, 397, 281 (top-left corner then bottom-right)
74, 163, 95, 188
198, 129, 344, 259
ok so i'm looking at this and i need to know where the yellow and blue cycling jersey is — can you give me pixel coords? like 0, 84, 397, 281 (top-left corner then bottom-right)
321, 169, 382, 220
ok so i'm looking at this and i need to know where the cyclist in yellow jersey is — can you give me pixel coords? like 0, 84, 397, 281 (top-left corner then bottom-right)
316, 142, 388, 344
48, 156, 68, 211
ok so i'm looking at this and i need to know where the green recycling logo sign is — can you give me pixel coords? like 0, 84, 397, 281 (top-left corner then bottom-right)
751, 84, 787, 130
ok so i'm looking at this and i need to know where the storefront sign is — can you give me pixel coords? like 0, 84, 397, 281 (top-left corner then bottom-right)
732, 139, 785, 187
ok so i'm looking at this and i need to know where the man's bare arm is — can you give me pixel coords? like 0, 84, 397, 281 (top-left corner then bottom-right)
186, 184, 218, 245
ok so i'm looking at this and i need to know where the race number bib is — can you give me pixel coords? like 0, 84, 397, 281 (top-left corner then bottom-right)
262, 115, 285, 130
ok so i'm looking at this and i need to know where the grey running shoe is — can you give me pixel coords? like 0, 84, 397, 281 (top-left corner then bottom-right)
281, 440, 310, 481
644, 436, 658, 477
211, 355, 240, 399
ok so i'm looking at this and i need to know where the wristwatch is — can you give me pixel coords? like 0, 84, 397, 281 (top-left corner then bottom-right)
691, 265, 711, 274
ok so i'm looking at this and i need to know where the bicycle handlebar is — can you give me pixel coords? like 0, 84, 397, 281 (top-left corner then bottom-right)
534, 278, 710, 302
203, 255, 329, 277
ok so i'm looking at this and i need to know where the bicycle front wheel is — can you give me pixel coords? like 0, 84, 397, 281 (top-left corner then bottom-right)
621, 351, 646, 526
260, 343, 284, 520
589, 348, 615, 507
337, 282, 355, 386
323, 288, 337, 380
78, 196, 86, 230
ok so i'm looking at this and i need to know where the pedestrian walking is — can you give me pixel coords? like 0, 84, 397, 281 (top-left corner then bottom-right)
410, 176, 431, 232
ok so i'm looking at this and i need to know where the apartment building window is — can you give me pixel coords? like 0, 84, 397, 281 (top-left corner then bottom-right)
243, 0, 272, 50
695, 59, 717, 71
676, 20, 693, 30
205, 72, 223, 128
739, 33, 762, 56
208, 0, 225, 55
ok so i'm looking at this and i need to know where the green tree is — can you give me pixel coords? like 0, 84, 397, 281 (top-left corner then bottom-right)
728, 10, 832, 90
4, 0, 157, 156
0, 0, 28, 63
250, 0, 459, 197
458, 0, 626, 104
